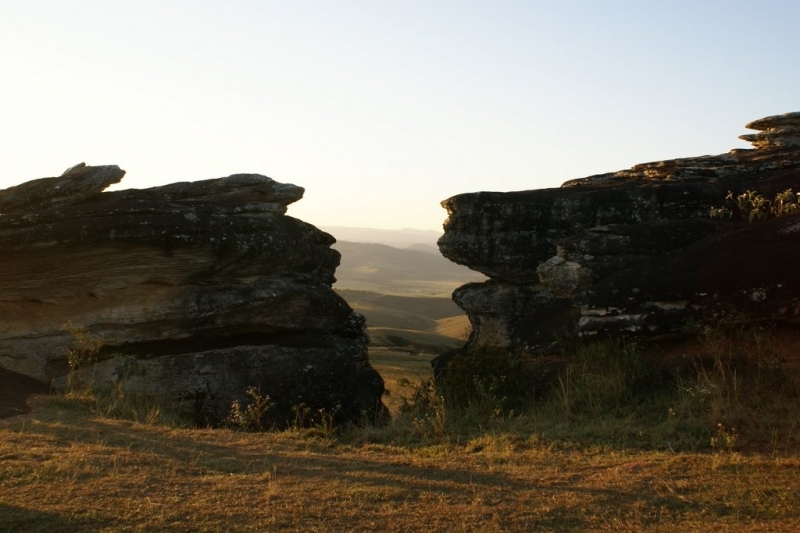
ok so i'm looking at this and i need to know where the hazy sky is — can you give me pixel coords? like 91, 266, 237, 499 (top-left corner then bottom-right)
1, 1, 798, 231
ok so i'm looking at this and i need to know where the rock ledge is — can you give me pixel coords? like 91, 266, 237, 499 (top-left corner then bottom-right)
439, 113, 800, 354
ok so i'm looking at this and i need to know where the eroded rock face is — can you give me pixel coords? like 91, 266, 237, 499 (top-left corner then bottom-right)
0, 164, 386, 426
577, 213, 800, 337
439, 113, 800, 354
0, 163, 125, 214
739, 111, 800, 150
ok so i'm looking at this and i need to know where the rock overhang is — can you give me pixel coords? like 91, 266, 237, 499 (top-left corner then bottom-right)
437, 112, 800, 354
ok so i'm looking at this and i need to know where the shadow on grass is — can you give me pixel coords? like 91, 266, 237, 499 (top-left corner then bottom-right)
0, 504, 99, 533
3, 403, 720, 532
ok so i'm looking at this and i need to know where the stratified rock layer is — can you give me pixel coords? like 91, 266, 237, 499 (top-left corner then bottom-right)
439, 113, 800, 354
739, 111, 800, 150
0, 164, 386, 426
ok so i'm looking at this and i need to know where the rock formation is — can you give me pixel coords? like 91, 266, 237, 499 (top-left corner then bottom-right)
0, 164, 386, 426
439, 112, 800, 355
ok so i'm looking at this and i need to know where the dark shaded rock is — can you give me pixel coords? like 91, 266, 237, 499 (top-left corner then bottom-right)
452, 280, 577, 353
0, 163, 124, 214
439, 113, 800, 356
439, 181, 738, 284
538, 218, 727, 297
0, 367, 50, 419
577, 212, 800, 337
0, 166, 386, 427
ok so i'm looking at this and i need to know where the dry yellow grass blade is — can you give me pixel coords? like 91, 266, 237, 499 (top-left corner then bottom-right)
2, 395, 800, 533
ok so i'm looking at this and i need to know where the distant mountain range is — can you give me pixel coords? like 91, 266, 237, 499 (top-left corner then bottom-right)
320, 226, 442, 250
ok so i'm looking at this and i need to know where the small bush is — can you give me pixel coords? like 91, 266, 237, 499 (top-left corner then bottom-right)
398, 378, 447, 439
555, 338, 655, 418
669, 323, 800, 450
227, 387, 272, 432
385, 335, 412, 347
291, 403, 342, 437
711, 188, 800, 222
438, 347, 530, 415
98, 380, 165, 425
519, 324, 800, 452
62, 323, 104, 394
58, 326, 176, 426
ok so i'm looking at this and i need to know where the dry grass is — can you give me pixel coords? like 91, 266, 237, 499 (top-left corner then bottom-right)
2, 344, 800, 532
435, 315, 471, 340
334, 279, 469, 298
2, 401, 800, 532
367, 327, 463, 354
335, 289, 469, 353
367, 348, 436, 414
336, 290, 463, 322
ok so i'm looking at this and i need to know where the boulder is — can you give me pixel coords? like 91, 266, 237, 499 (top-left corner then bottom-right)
740, 112, 800, 150
0, 166, 386, 427
451, 281, 577, 353
0, 163, 124, 214
438, 113, 800, 357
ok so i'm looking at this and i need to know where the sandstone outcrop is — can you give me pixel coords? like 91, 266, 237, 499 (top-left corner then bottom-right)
739, 112, 800, 150
0, 164, 386, 426
439, 112, 800, 355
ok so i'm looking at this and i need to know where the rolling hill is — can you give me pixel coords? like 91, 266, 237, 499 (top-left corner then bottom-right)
320, 226, 442, 249
326, 234, 480, 353
331, 241, 485, 297
336, 289, 471, 354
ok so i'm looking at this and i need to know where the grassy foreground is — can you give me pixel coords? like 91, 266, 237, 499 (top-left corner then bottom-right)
3, 334, 800, 532
3, 398, 800, 532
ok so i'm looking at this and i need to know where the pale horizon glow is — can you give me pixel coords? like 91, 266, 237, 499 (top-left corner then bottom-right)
1, 1, 799, 231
